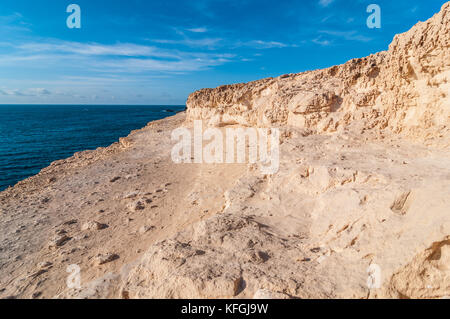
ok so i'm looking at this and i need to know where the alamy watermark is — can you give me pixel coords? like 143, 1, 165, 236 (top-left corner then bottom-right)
66, 264, 81, 289
171, 120, 280, 174
66, 4, 81, 29
367, 263, 382, 289
367, 4, 381, 29
65, 4, 380, 30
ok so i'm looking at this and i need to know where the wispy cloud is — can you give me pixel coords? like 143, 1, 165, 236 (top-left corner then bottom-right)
186, 27, 208, 33
95, 54, 235, 73
0, 12, 32, 33
16, 42, 177, 58
319, 0, 335, 8
312, 38, 332, 46
0, 12, 28, 25
150, 31, 294, 50
0, 0, 426, 104
231, 40, 294, 49
243, 40, 289, 49
319, 30, 372, 42
151, 37, 222, 49
0, 40, 237, 75
0, 87, 51, 96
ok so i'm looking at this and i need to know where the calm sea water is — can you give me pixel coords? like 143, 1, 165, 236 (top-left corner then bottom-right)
0, 104, 185, 191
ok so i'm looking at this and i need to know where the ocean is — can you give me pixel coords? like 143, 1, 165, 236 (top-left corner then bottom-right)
0, 104, 185, 191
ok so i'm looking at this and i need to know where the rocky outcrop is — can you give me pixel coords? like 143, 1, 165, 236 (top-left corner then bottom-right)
187, 2, 450, 145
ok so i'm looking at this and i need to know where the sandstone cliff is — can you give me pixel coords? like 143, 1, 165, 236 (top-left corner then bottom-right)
187, 2, 450, 146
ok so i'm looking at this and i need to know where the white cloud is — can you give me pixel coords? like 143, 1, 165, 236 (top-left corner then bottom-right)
250, 40, 288, 49
17, 42, 178, 58
186, 27, 208, 33
0, 12, 32, 33
312, 38, 332, 46
319, 30, 372, 42
319, 0, 335, 7
28, 88, 51, 95
0, 40, 237, 74
151, 37, 222, 48
95, 54, 234, 73
234, 40, 290, 49
0, 87, 51, 96
311, 30, 372, 47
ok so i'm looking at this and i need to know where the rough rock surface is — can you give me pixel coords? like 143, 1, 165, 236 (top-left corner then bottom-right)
187, 2, 450, 148
0, 3, 449, 299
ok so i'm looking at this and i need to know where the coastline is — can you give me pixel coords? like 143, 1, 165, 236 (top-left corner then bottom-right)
1, 108, 449, 298
0, 105, 185, 192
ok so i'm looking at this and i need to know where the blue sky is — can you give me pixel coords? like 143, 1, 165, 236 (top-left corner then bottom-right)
0, 0, 447, 105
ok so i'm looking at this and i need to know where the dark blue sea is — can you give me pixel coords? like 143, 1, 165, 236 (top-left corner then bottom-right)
0, 104, 185, 191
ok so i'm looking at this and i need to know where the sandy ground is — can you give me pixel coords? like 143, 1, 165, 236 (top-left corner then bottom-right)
0, 112, 448, 299
0, 113, 245, 298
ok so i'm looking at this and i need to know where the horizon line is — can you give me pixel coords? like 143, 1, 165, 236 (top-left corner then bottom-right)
0, 103, 187, 106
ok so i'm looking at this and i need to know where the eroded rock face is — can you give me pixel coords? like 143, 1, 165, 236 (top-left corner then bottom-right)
387, 237, 450, 299
187, 2, 450, 145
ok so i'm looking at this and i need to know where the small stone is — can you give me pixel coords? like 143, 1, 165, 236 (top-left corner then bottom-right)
317, 255, 328, 263
63, 219, 78, 226
95, 253, 119, 265
37, 261, 52, 269
127, 201, 145, 212
110, 176, 121, 183
81, 221, 107, 231
48, 234, 70, 249
233, 277, 244, 296
256, 251, 269, 262
29, 269, 47, 279
32, 291, 42, 299
123, 192, 139, 199
139, 225, 155, 234
121, 290, 130, 299
48, 177, 57, 183
60, 247, 79, 255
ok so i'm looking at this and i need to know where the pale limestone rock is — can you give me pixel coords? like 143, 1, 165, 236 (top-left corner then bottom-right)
95, 253, 119, 266
186, 2, 450, 147
81, 221, 107, 231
